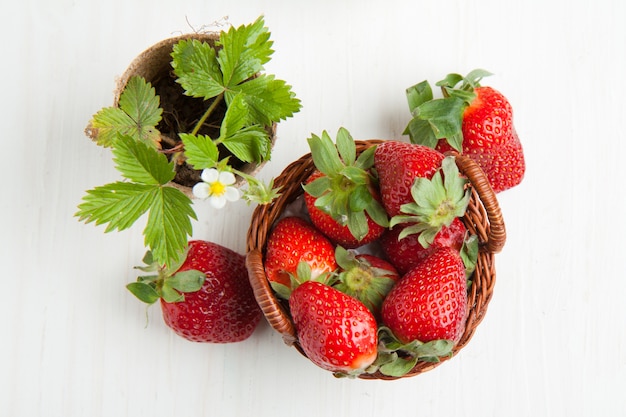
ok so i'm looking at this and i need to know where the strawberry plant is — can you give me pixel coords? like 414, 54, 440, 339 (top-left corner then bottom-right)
76, 17, 301, 267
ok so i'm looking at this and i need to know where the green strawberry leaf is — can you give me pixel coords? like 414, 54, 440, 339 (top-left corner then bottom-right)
217, 16, 273, 87
222, 126, 272, 163
346, 211, 369, 242
365, 199, 390, 229
227, 74, 301, 126
144, 186, 195, 266
126, 281, 160, 304
172, 39, 224, 100
75, 182, 156, 232
404, 117, 439, 149
307, 131, 345, 176
161, 280, 184, 303
406, 80, 434, 116
302, 175, 331, 198
435, 73, 465, 89
415, 96, 465, 151
179, 133, 219, 170
167, 270, 206, 292
379, 355, 420, 378
89, 76, 162, 148
461, 234, 479, 277
374, 327, 455, 377
336, 127, 357, 165
354, 145, 376, 170
218, 93, 272, 163
112, 134, 176, 185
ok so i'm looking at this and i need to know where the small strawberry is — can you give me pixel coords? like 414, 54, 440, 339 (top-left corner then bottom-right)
127, 240, 261, 343
373, 140, 445, 218
264, 216, 338, 290
303, 128, 388, 248
289, 280, 378, 375
332, 246, 399, 317
381, 247, 467, 344
380, 217, 466, 275
304, 171, 386, 248
404, 69, 525, 193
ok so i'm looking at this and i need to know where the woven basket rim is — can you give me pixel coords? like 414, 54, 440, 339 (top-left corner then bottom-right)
245, 139, 506, 380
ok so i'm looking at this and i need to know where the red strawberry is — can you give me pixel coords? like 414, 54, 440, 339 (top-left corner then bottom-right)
375, 144, 470, 260
303, 128, 388, 248
381, 247, 467, 344
373, 141, 445, 217
264, 216, 337, 289
305, 170, 385, 248
289, 280, 378, 375
436, 86, 524, 192
161, 241, 261, 343
405, 69, 525, 193
128, 240, 261, 343
333, 246, 399, 317
380, 217, 466, 275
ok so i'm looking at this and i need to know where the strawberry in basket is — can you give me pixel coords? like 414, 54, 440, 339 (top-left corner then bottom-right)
303, 128, 389, 248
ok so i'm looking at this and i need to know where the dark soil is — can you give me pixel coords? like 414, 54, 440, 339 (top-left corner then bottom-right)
150, 64, 231, 188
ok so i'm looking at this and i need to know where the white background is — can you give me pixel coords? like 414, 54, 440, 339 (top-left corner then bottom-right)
2, 0, 625, 416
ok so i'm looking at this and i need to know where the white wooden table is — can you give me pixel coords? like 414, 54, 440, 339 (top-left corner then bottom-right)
2, 0, 625, 415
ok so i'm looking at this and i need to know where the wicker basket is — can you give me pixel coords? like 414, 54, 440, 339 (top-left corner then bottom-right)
245, 139, 506, 380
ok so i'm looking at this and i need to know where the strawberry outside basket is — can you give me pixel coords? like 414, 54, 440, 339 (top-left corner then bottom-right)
245, 139, 506, 380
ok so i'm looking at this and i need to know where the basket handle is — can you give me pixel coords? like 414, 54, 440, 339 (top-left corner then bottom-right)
246, 250, 298, 344
454, 154, 506, 254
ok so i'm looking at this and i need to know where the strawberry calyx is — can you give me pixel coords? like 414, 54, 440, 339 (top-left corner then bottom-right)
436, 68, 492, 101
404, 69, 492, 152
127, 249, 206, 304
333, 246, 397, 316
389, 156, 470, 248
303, 128, 389, 241
270, 261, 337, 300
365, 326, 454, 378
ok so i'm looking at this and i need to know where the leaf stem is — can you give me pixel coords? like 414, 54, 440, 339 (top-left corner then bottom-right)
191, 93, 224, 136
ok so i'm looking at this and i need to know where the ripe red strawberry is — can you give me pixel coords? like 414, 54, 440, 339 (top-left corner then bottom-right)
128, 240, 261, 343
333, 246, 399, 317
381, 247, 467, 344
375, 144, 470, 260
264, 216, 337, 289
380, 217, 466, 275
304, 170, 385, 248
303, 128, 388, 248
373, 141, 445, 217
405, 69, 525, 193
289, 280, 378, 375
435, 86, 524, 193
161, 241, 261, 343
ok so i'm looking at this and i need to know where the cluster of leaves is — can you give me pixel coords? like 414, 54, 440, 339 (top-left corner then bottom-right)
403, 69, 492, 151
76, 17, 301, 267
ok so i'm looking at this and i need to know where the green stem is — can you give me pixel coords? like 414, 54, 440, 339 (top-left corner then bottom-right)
190, 93, 224, 136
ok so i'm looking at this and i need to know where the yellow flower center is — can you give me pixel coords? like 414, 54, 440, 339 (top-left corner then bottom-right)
209, 181, 226, 197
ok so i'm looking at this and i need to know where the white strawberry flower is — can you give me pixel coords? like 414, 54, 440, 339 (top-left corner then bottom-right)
192, 168, 240, 208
